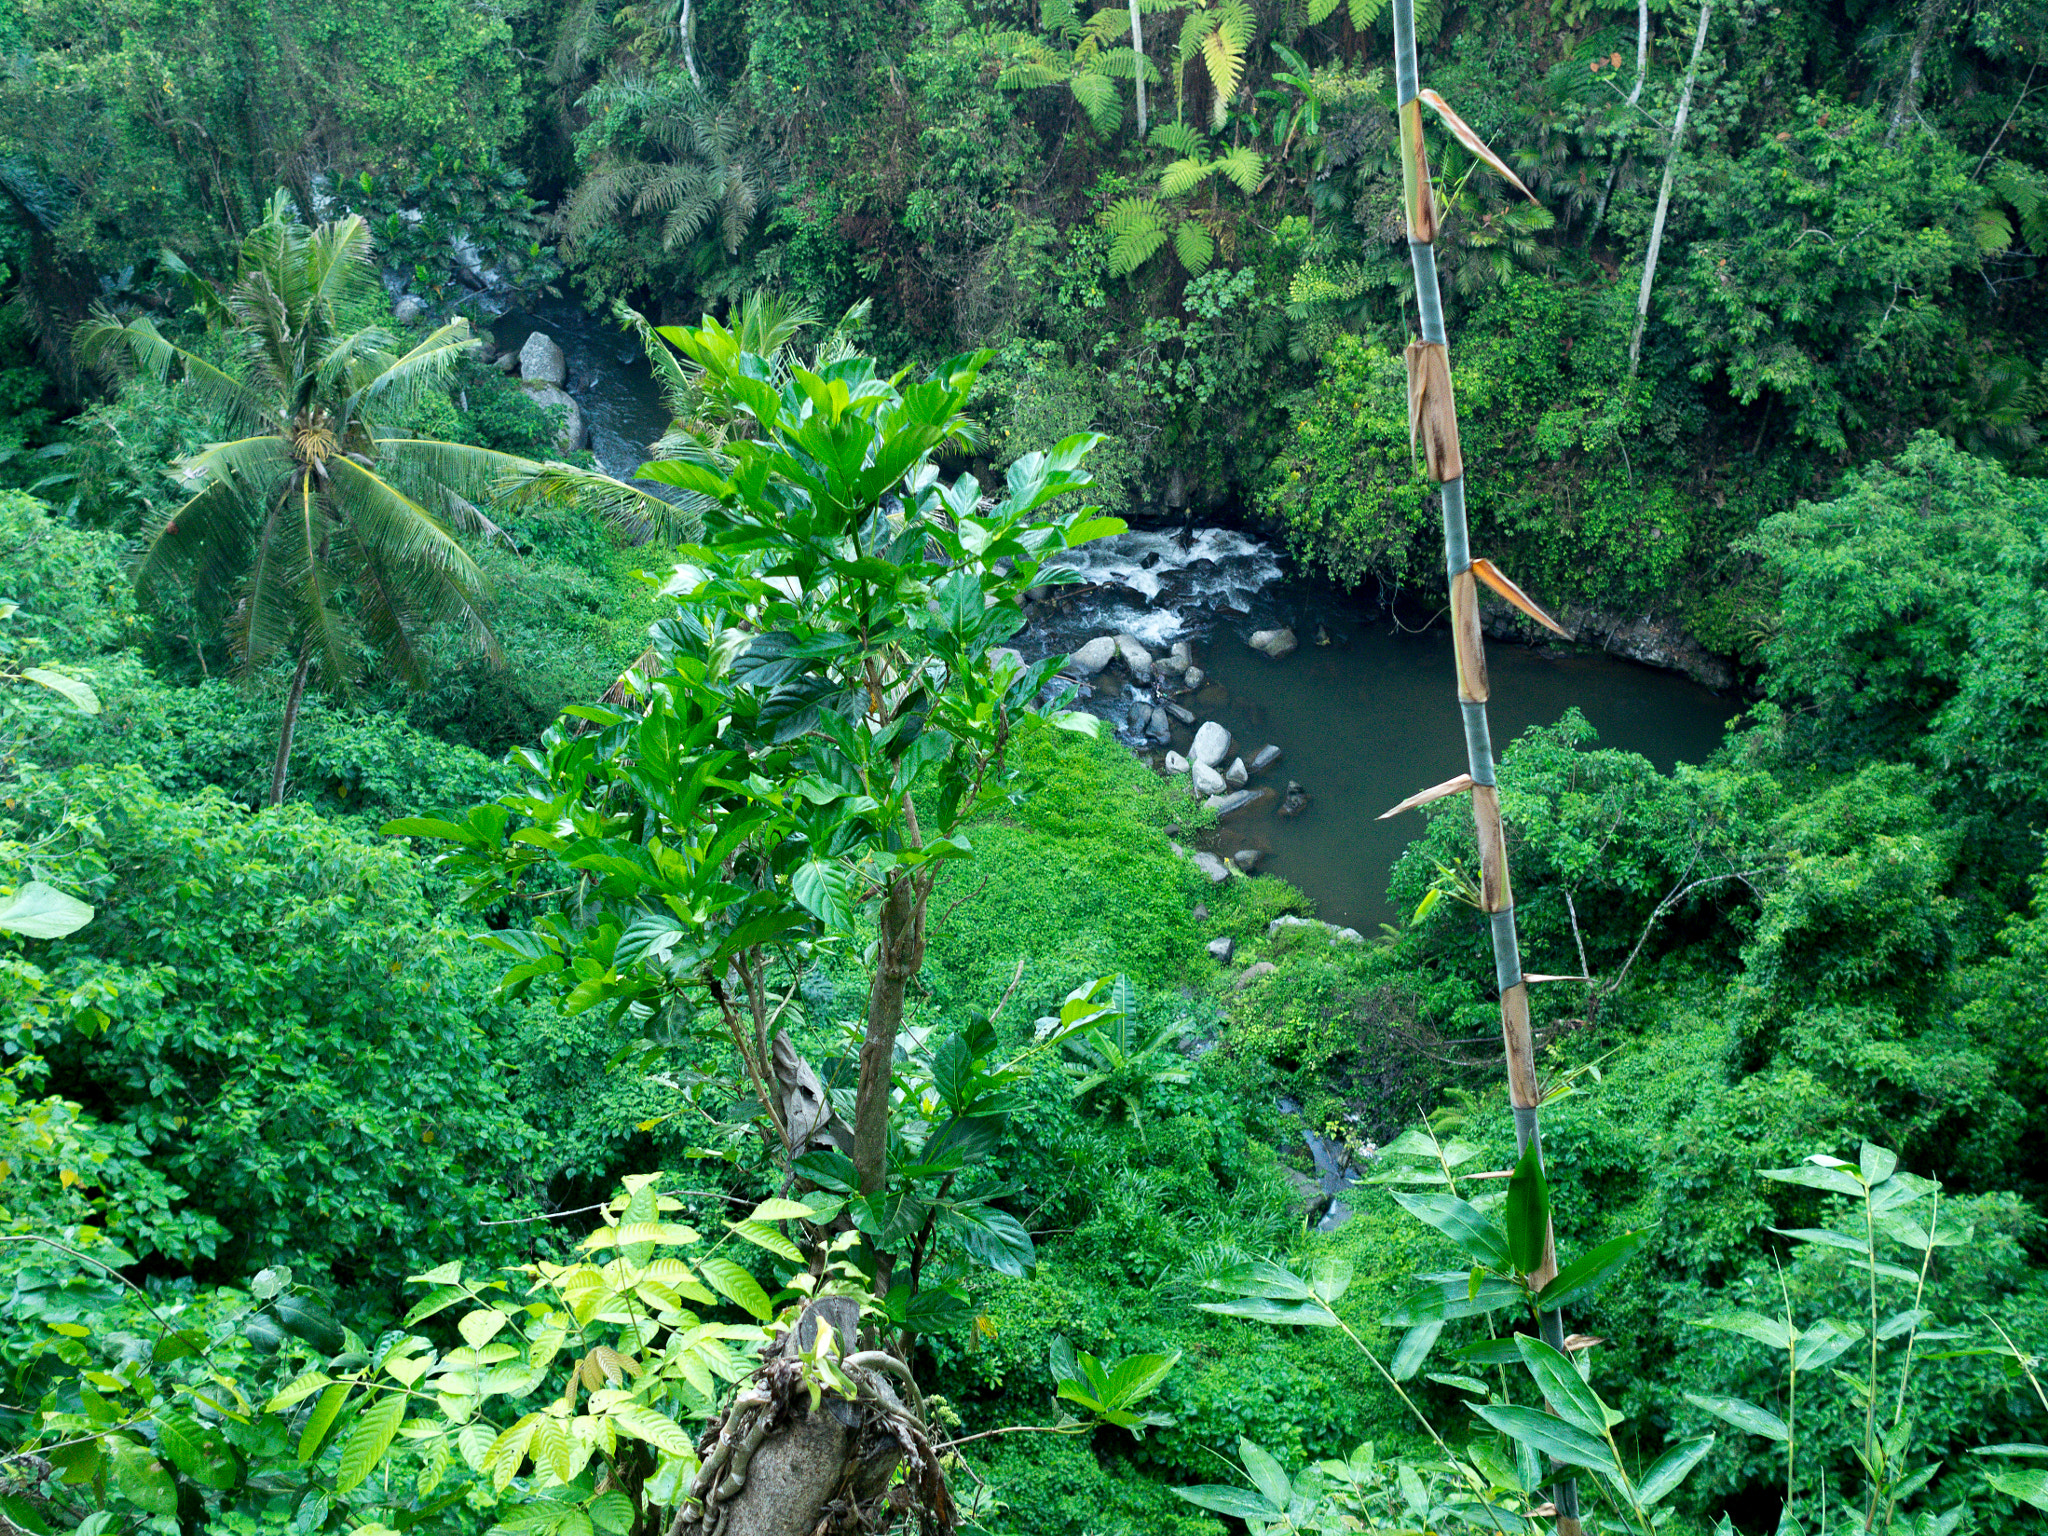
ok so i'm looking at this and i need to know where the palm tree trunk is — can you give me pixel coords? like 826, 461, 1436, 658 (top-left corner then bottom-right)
1129, 0, 1149, 138
1626, 0, 1712, 385
268, 649, 313, 808
1390, 3, 1576, 1529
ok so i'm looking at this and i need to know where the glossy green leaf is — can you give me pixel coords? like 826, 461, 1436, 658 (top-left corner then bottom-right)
1684, 1392, 1789, 1442
1503, 1141, 1550, 1277
1537, 1228, 1648, 1311
334, 1390, 406, 1493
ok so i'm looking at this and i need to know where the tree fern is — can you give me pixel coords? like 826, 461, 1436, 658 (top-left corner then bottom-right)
1212, 143, 1266, 193
1160, 155, 1214, 196
1306, 0, 1391, 27
1149, 120, 1204, 154
1988, 159, 2048, 254
1071, 71, 1124, 133
1100, 196, 1168, 274
1174, 219, 1216, 273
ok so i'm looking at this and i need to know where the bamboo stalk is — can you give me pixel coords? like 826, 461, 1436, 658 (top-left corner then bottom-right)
1388, 4, 1580, 1529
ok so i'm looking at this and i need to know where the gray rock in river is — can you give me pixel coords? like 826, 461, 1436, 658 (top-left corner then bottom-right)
1249, 626, 1298, 660
1168, 640, 1194, 673
1191, 720, 1232, 767
1182, 666, 1205, 689
1225, 756, 1247, 788
394, 293, 427, 326
1114, 633, 1153, 680
519, 380, 587, 451
1205, 788, 1270, 818
1191, 851, 1231, 883
492, 351, 518, 373
1191, 759, 1227, 796
1163, 699, 1195, 724
1067, 636, 1118, 676
518, 331, 568, 385
1250, 744, 1282, 774
1164, 750, 1189, 774
986, 646, 1024, 678
1206, 936, 1234, 962
1232, 849, 1262, 872
1278, 779, 1310, 817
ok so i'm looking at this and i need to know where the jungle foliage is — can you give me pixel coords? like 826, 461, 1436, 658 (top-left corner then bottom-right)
4, 0, 2048, 1532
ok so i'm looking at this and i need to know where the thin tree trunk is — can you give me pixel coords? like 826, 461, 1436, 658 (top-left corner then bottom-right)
1390, 1, 1576, 1528
678, 0, 702, 87
268, 650, 313, 808
1626, 0, 1712, 385
1129, 0, 1148, 138
853, 797, 932, 1199
1886, 0, 1945, 146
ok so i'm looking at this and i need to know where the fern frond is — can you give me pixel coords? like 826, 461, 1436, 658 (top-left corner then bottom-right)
1149, 121, 1204, 155
1099, 196, 1168, 275
1213, 144, 1266, 194
1071, 71, 1124, 135
1349, 0, 1392, 28
998, 58, 1068, 89
1160, 156, 1214, 197
1098, 45, 1162, 81
1041, 0, 1084, 40
1174, 219, 1215, 274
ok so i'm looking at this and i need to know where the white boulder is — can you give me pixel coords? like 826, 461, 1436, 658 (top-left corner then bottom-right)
1191, 759, 1227, 796
1226, 756, 1248, 787
518, 331, 568, 385
1249, 627, 1298, 660
1068, 636, 1119, 676
1164, 750, 1189, 774
1191, 721, 1233, 767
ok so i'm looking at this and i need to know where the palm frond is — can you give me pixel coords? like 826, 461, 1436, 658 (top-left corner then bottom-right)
373, 439, 544, 509
74, 310, 271, 431
1099, 196, 1168, 276
501, 459, 708, 544
352, 323, 475, 419
1213, 144, 1266, 194
1160, 155, 1214, 197
303, 215, 378, 322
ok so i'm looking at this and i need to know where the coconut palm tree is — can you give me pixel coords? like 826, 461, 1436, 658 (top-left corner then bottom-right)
77, 192, 539, 806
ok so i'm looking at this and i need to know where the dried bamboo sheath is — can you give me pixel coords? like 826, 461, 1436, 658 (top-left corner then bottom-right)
1390, 3, 1578, 1527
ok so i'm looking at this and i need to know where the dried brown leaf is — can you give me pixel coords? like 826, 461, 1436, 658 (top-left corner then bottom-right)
1418, 88, 1540, 205
1377, 772, 1475, 820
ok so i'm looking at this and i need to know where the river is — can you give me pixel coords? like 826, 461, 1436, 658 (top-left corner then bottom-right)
495, 302, 1735, 930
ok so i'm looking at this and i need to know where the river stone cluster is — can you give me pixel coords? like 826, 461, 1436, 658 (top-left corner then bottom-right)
486, 328, 588, 453
1063, 627, 1300, 886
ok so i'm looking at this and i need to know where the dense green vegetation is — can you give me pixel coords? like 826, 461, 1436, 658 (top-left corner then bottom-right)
4, 0, 2048, 1532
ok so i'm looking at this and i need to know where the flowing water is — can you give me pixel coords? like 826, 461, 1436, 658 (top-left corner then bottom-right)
504, 303, 1735, 930
1019, 527, 1734, 931
491, 298, 671, 477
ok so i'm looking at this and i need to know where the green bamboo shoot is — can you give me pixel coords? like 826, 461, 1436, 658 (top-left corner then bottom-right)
1388, 2, 1582, 1528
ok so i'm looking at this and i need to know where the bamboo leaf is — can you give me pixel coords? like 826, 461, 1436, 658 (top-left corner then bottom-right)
1683, 1392, 1789, 1442
1471, 559, 1570, 637
1637, 1435, 1714, 1506
1503, 1141, 1550, 1277
1514, 1337, 1606, 1439
1392, 1320, 1443, 1380
1417, 89, 1539, 203
1537, 1229, 1648, 1311
1470, 1404, 1618, 1474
